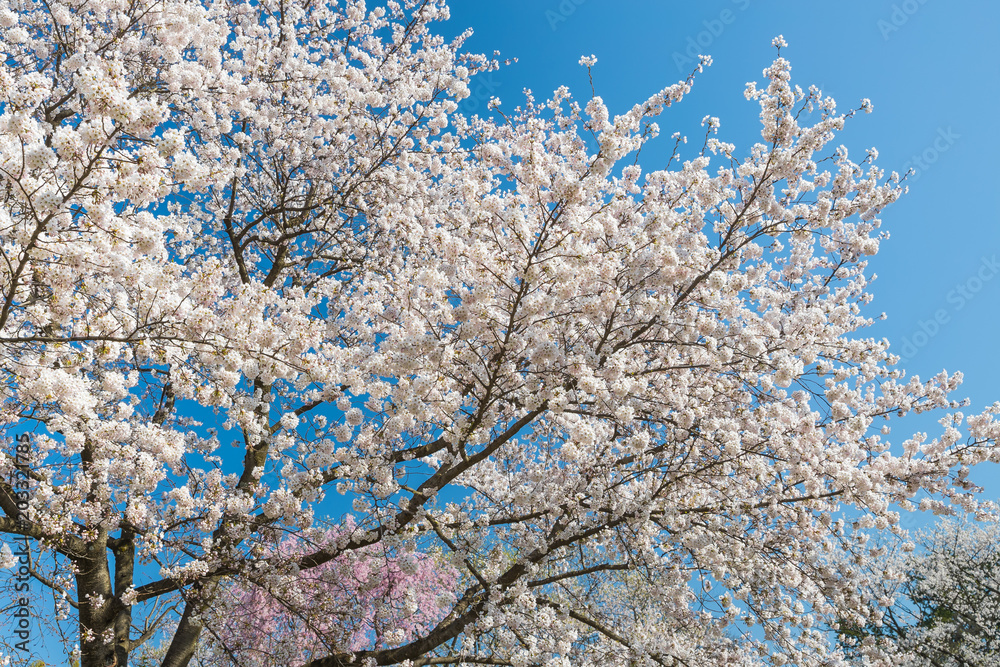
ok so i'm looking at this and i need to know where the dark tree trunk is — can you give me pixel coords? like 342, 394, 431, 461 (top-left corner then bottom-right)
158, 577, 221, 667
76, 531, 117, 667
112, 529, 136, 666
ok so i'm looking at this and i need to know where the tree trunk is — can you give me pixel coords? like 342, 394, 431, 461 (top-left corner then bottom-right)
158, 577, 221, 667
76, 532, 117, 667
112, 530, 135, 667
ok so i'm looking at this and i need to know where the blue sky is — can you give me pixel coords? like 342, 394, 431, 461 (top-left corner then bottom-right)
446, 0, 1000, 519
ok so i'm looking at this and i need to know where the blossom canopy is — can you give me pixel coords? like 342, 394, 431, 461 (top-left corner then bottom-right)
0, 1, 998, 666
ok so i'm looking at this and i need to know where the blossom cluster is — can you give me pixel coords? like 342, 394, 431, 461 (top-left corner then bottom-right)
196, 522, 458, 666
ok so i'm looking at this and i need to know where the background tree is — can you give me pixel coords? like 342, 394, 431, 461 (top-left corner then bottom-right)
838, 516, 1000, 666
1, 1, 999, 665
123, 522, 457, 667
199, 522, 458, 667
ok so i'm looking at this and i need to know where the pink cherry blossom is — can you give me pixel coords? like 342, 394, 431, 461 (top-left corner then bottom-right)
195, 521, 457, 667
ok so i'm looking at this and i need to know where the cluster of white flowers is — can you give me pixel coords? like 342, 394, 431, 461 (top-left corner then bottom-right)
0, 543, 15, 569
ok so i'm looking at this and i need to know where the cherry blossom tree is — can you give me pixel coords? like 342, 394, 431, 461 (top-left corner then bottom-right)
837, 517, 1000, 666
198, 523, 458, 667
1, 0, 999, 665
125, 522, 458, 667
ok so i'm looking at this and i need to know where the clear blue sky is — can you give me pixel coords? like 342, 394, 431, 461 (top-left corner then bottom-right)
446, 0, 1000, 519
